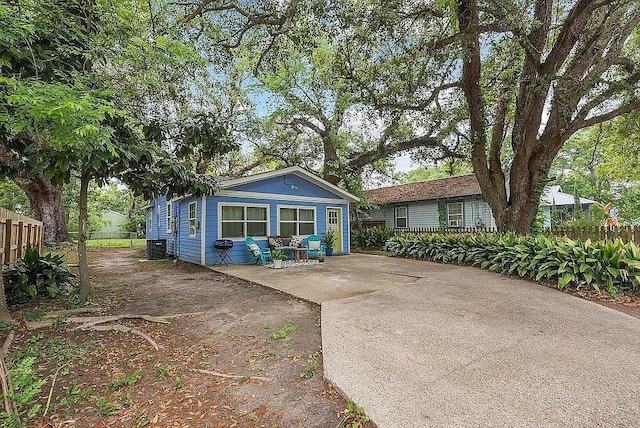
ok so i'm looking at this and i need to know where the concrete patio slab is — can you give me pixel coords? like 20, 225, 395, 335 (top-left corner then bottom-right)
210, 253, 444, 304
322, 262, 640, 427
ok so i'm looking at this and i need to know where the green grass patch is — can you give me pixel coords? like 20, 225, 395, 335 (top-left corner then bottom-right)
269, 321, 296, 340
87, 238, 146, 248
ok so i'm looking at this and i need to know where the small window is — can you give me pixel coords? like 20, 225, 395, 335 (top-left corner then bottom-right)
221, 205, 268, 238
279, 207, 315, 235
188, 201, 197, 237
148, 208, 153, 231
395, 206, 408, 228
448, 202, 463, 228
166, 202, 172, 233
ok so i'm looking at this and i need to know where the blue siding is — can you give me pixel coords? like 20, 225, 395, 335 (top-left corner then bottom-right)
229, 174, 340, 200
175, 197, 201, 264
204, 195, 350, 264
149, 174, 354, 266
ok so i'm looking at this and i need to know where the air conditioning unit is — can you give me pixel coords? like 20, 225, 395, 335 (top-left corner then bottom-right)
449, 220, 461, 228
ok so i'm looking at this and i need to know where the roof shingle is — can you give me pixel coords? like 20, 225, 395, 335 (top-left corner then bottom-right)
365, 175, 482, 204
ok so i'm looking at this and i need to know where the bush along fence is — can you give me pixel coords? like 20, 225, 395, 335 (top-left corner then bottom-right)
385, 233, 640, 292
0, 208, 43, 264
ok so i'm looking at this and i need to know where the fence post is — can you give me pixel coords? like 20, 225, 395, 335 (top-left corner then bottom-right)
17, 221, 24, 258
4, 219, 12, 264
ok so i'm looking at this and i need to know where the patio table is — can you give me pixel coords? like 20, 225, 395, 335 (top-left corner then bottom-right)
293, 247, 309, 263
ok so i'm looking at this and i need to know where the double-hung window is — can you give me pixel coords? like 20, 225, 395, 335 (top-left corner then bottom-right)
221, 205, 268, 238
188, 201, 197, 237
166, 202, 172, 234
395, 206, 408, 228
447, 202, 463, 228
279, 207, 315, 236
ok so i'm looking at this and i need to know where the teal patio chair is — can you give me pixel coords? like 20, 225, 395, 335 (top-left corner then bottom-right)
305, 234, 324, 258
245, 237, 272, 265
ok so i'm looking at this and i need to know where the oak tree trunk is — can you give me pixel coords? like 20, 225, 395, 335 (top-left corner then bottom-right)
18, 174, 69, 245
322, 134, 341, 185
78, 171, 91, 304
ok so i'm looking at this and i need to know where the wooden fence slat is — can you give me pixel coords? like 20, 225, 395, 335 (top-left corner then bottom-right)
17, 221, 24, 258
4, 219, 12, 264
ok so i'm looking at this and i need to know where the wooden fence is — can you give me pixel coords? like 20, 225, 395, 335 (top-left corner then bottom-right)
545, 225, 640, 243
0, 208, 43, 264
390, 225, 640, 243
393, 227, 498, 235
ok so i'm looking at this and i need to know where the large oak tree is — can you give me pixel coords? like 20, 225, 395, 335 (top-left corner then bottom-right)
456, 0, 640, 233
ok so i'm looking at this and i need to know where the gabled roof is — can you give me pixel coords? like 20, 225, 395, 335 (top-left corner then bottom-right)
365, 175, 481, 204
540, 185, 598, 206
365, 176, 599, 207
220, 166, 360, 202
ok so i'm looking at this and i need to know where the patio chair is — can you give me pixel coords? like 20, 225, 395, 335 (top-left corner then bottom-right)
305, 234, 325, 258
245, 237, 272, 266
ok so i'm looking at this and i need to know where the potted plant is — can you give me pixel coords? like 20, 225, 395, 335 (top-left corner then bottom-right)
317, 253, 325, 263
271, 249, 284, 269
321, 230, 336, 256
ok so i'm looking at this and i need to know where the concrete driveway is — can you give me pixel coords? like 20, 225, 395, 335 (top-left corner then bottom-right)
213, 254, 640, 426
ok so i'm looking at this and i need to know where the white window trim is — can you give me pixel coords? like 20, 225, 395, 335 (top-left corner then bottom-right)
217, 202, 270, 240
148, 208, 153, 232
277, 204, 316, 236
188, 201, 197, 237
166, 202, 172, 234
447, 202, 464, 228
395, 206, 408, 228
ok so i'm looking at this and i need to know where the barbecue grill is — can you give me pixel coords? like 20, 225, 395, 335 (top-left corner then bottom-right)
213, 239, 234, 266
214, 239, 234, 249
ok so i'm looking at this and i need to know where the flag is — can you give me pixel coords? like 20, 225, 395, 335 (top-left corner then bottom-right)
603, 203, 611, 213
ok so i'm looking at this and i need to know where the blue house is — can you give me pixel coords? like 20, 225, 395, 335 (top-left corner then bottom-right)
145, 166, 359, 265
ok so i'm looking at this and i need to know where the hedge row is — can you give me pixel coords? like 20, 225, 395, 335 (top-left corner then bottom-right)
352, 228, 397, 250
385, 233, 640, 292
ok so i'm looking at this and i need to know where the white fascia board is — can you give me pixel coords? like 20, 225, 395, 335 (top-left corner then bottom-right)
219, 166, 360, 203
216, 190, 350, 205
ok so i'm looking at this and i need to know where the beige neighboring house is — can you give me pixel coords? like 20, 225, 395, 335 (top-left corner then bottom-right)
364, 175, 597, 230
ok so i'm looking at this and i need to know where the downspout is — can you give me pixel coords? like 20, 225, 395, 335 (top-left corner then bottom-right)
200, 196, 207, 266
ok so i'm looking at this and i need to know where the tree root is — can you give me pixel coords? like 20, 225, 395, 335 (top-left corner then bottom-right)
71, 314, 170, 331
192, 368, 267, 382
26, 311, 204, 330
87, 324, 161, 350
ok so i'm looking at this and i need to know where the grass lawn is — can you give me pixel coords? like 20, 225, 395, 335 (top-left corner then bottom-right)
86, 238, 146, 248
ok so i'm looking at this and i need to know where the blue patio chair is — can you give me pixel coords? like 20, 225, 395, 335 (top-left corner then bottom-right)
245, 237, 272, 265
305, 234, 324, 258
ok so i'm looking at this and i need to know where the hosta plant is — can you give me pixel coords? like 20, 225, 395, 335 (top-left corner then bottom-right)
3, 247, 77, 305
385, 233, 640, 292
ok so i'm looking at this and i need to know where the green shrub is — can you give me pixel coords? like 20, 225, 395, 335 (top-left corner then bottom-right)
352, 228, 396, 250
385, 233, 640, 292
3, 247, 77, 305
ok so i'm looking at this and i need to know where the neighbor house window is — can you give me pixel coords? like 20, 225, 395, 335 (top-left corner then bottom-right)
395, 206, 408, 228
279, 207, 315, 235
221, 205, 268, 238
166, 202, 172, 233
188, 201, 197, 237
447, 202, 463, 227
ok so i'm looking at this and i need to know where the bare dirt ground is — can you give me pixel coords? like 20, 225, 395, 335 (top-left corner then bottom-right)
5, 247, 362, 427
